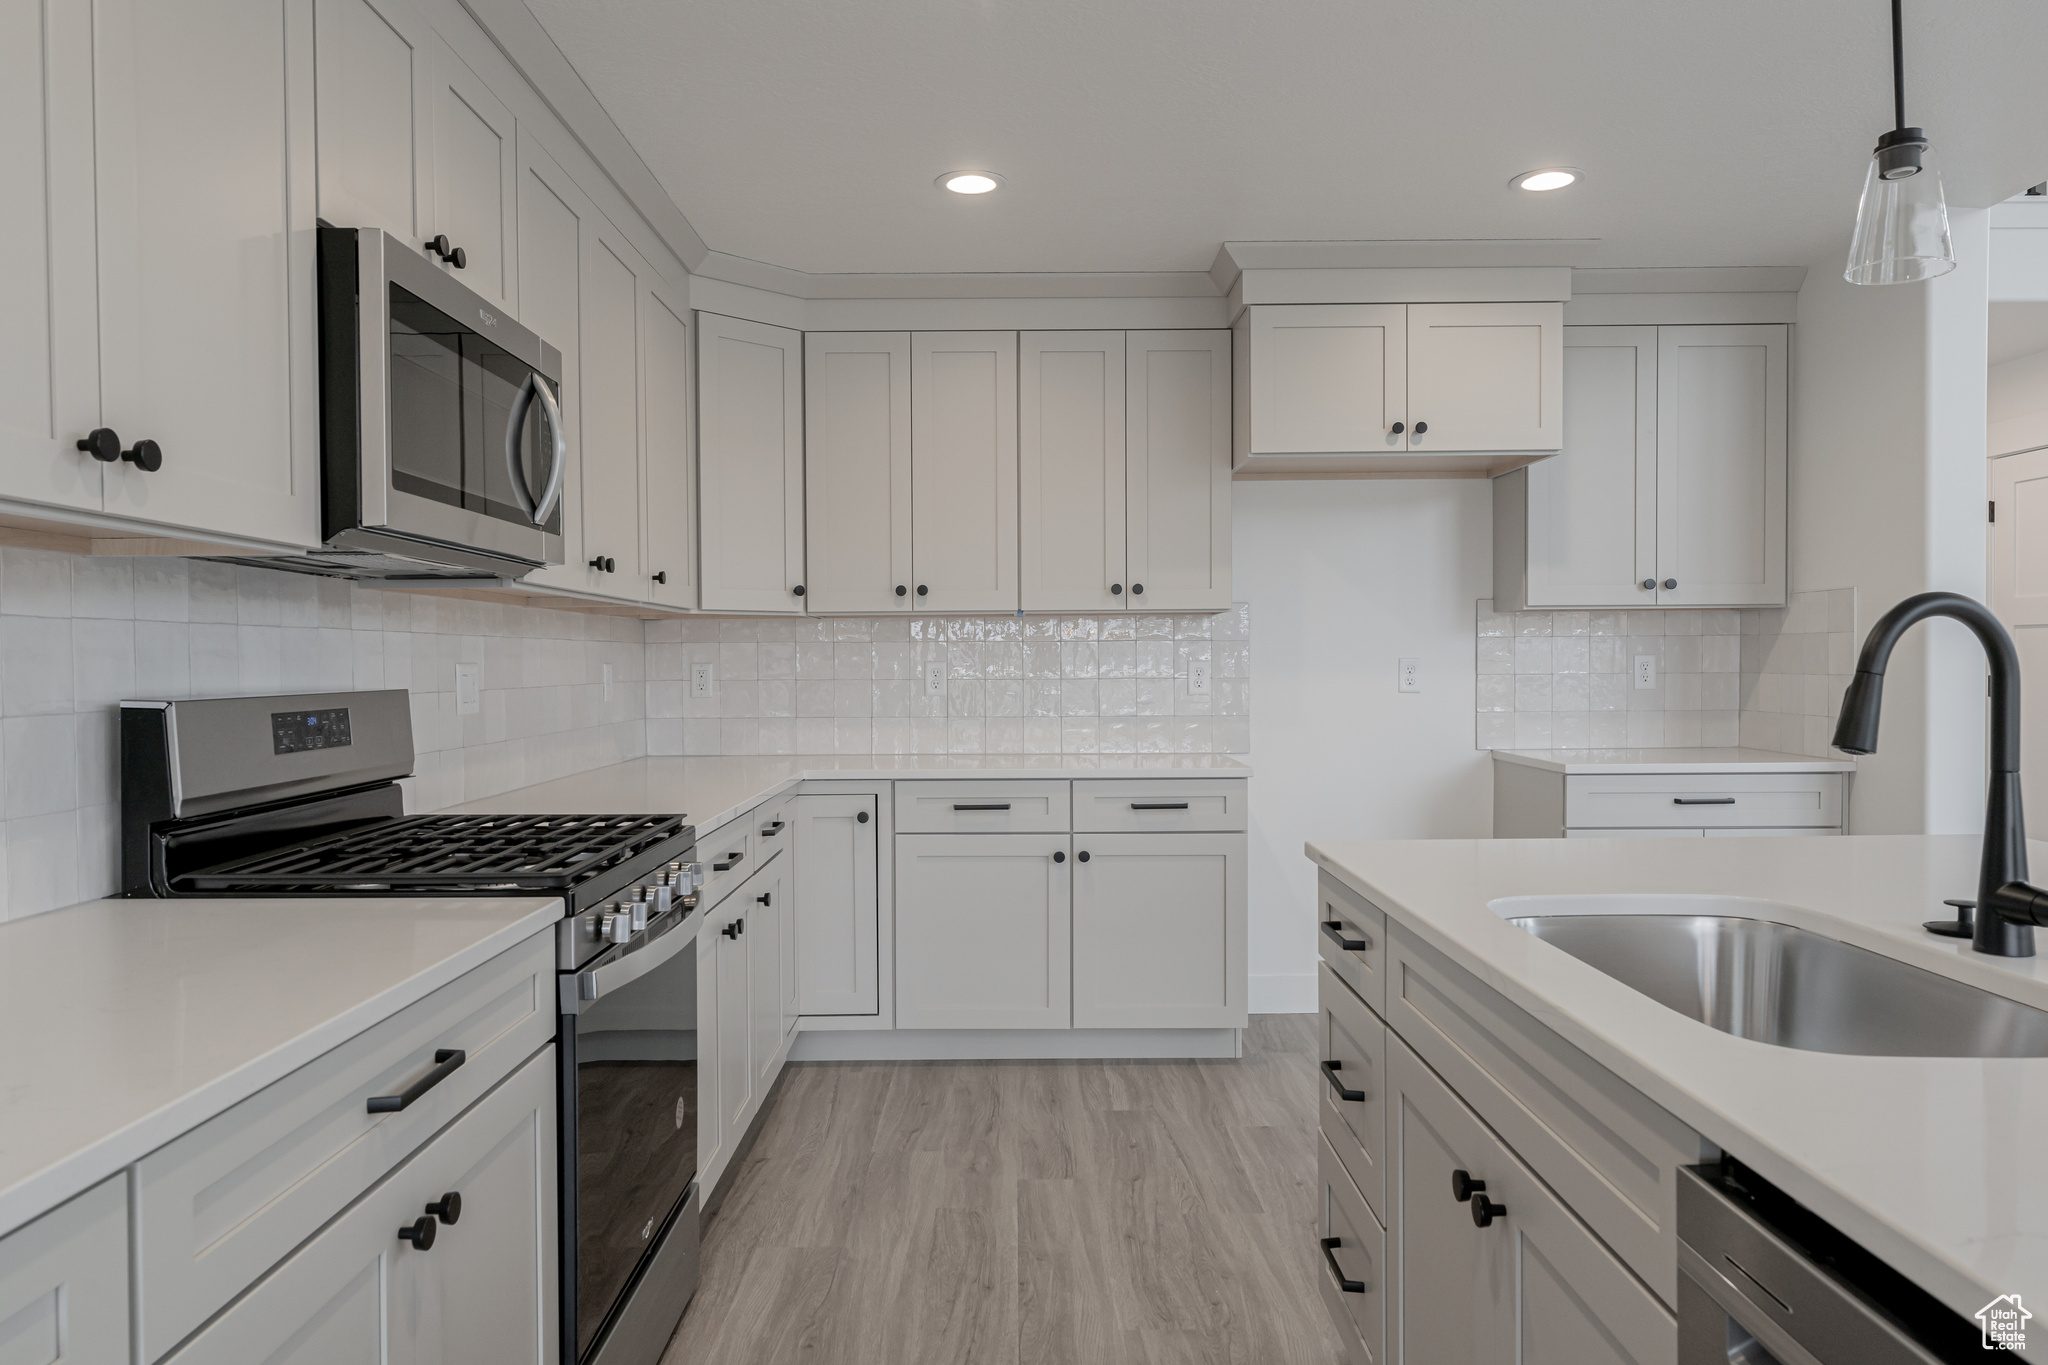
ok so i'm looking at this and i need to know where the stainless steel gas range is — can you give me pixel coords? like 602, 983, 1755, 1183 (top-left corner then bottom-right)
120, 688, 706, 1365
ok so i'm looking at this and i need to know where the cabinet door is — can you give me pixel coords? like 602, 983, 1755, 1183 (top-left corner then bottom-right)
1655, 325, 1786, 608
1407, 303, 1564, 453
1128, 330, 1232, 611
311, 0, 432, 246
0, 0, 102, 512
423, 34, 517, 316
699, 313, 806, 613
1523, 327, 1658, 608
896, 833, 1070, 1029
792, 794, 879, 1016
747, 862, 785, 1089
1245, 304, 1406, 455
911, 331, 1018, 612
805, 332, 912, 613
0, 1175, 128, 1365
94, 0, 321, 546
1071, 831, 1245, 1028
713, 900, 754, 1145
1991, 446, 2048, 626
512, 134, 593, 593
577, 218, 646, 589
1020, 331, 1126, 612
642, 283, 695, 606
1387, 1036, 1673, 1365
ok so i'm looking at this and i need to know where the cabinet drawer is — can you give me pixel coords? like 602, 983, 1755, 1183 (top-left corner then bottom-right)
1319, 963, 1385, 1224
1387, 922, 1709, 1308
893, 780, 1071, 833
136, 931, 555, 1361
1564, 772, 1842, 829
754, 794, 793, 857
1317, 872, 1386, 1016
1318, 1132, 1386, 1365
0, 1175, 128, 1365
1070, 778, 1246, 832
698, 816, 755, 909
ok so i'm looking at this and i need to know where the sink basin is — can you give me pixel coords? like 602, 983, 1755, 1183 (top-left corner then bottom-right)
1506, 912, 2048, 1058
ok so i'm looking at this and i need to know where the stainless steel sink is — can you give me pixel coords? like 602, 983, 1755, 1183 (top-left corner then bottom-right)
1506, 913, 2048, 1057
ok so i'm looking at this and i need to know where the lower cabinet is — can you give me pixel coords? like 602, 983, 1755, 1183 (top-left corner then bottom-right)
697, 850, 798, 1194
0, 1174, 128, 1365
747, 859, 786, 1090
708, 890, 754, 1168
1070, 831, 1246, 1028
1320, 1133, 1387, 1365
896, 832, 1072, 1028
166, 1044, 558, 1365
792, 794, 879, 1016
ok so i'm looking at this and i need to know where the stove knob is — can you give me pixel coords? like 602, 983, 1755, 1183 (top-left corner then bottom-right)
646, 883, 672, 917
629, 898, 650, 932
688, 862, 706, 889
600, 911, 632, 944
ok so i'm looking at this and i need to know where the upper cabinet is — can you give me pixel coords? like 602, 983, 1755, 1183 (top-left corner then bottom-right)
699, 314, 806, 614
576, 219, 648, 591
912, 332, 1019, 613
1234, 301, 1563, 477
805, 332, 912, 614
312, 0, 433, 247
1127, 330, 1232, 612
1494, 323, 1787, 610
423, 33, 518, 315
509, 135, 592, 597
1021, 332, 1127, 613
641, 283, 695, 608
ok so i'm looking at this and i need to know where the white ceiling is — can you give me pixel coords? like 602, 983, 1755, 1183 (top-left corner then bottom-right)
524, 0, 2048, 279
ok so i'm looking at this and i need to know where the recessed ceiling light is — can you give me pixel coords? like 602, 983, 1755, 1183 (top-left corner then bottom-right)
1513, 168, 1580, 192
938, 171, 1004, 195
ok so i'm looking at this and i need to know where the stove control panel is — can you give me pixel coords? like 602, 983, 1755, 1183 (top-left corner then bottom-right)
270, 707, 352, 755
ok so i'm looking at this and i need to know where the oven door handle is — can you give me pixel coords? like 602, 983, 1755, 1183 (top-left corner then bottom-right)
573, 914, 694, 1005
505, 372, 567, 529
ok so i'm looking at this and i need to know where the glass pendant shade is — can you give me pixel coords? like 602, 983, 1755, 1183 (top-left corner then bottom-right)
1844, 131, 1957, 285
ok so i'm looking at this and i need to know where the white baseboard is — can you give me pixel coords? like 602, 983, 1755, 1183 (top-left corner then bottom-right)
789, 1026, 1242, 1062
1249, 972, 1317, 1014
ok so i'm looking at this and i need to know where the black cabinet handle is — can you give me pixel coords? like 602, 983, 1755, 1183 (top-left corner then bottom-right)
1389, 421, 1405, 435
1320, 1237, 1366, 1293
1111, 583, 1123, 595
399, 1215, 437, 1250
589, 556, 614, 573
761, 820, 784, 836
953, 803, 1011, 811
77, 428, 121, 462
1321, 920, 1371, 953
1320, 1059, 1365, 1102
1053, 850, 1065, 863
1641, 578, 1657, 591
721, 920, 739, 939
793, 584, 805, 596
1131, 802, 1189, 811
367, 1048, 465, 1114
1672, 797, 1736, 805
426, 1192, 462, 1225
917, 585, 929, 596
122, 439, 162, 472
1076, 850, 1090, 863
1131, 583, 1143, 595
896, 585, 907, 596
857, 810, 869, 823
713, 851, 744, 871
1412, 420, 1428, 435
652, 571, 667, 584
1663, 578, 1677, 590
756, 892, 771, 906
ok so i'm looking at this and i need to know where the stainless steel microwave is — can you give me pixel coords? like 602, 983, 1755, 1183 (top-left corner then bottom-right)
313, 226, 565, 579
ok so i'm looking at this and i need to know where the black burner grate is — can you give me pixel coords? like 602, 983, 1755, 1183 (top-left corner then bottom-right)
175, 812, 687, 892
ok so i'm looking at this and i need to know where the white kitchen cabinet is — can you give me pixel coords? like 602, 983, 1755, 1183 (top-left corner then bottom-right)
1990, 446, 2048, 626
745, 860, 785, 1091
0, 1175, 128, 1365
1406, 303, 1563, 454
911, 331, 1018, 612
94, 0, 321, 547
576, 220, 647, 592
699, 313, 806, 613
311, 0, 432, 247
1319, 1134, 1387, 1365
1127, 330, 1233, 611
896, 833, 1071, 1028
0, 0, 102, 514
1242, 304, 1407, 457
423, 33, 517, 316
642, 283, 696, 606
707, 891, 754, 1180
1494, 759, 1845, 839
1021, 331, 1128, 613
1070, 831, 1245, 1029
1656, 325, 1786, 608
793, 794, 879, 1016
805, 332, 913, 613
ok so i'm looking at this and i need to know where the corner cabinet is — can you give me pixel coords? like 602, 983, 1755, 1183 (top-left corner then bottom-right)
1494, 324, 1787, 610
699, 313, 806, 614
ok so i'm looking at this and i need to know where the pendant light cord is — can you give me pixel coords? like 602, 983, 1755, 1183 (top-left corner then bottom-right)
1892, 0, 1906, 129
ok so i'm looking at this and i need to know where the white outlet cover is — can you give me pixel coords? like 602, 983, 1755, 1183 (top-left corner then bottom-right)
1187, 662, 1211, 697
1398, 658, 1421, 693
454, 661, 480, 716
925, 661, 946, 696
1635, 655, 1657, 690
692, 663, 715, 698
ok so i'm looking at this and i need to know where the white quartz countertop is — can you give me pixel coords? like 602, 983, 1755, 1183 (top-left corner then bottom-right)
449, 753, 1253, 831
0, 895, 559, 1240
1491, 746, 1857, 774
1308, 833, 2048, 1319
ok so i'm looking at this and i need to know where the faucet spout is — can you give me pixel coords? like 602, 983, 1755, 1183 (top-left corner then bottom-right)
1831, 591, 2036, 956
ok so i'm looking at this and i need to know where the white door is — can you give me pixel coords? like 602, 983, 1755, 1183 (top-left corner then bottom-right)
896, 833, 1070, 1029
508, 133, 591, 594
642, 283, 695, 607
576, 221, 645, 592
1991, 447, 2048, 626
422, 34, 517, 315
1071, 832, 1245, 1029
1020, 331, 1126, 613
911, 332, 1018, 612
1407, 303, 1564, 453
699, 313, 806, 613
1245, 304, 1407, 455
1524, 327, 1659, 608
94, 0, 321, 546
713, 899, 754, 1145
745, 863, 784, 1089
0, 1176, 129, 1365
806, 332, 912, 613
1128, 330, 1233, 611
311, 0, 432, 247
792, 794, 879, 1016
1655, 324, 1787, 607
0, 0, 102, 512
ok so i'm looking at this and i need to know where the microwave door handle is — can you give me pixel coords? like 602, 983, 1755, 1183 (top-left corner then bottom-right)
503, 374, 541, 523
528, 377, 566, 525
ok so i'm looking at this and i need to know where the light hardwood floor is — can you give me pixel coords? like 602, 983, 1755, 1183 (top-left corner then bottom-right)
663, 1015, 1345, 1364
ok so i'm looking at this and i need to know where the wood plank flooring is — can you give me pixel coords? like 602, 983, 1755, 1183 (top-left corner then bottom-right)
662, 1016, 1345, 1364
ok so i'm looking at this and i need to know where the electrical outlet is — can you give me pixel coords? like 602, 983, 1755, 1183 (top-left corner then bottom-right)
454, 662, 480, 716
1398, 658, 1421, 693
1635, 655, 1657, 690
692, 663, 715, 699
603, 662, 614, 701
1187, 662, 1211, 697
925, 661, 946, 696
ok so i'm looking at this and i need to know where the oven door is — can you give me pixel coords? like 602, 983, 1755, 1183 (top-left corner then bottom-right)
561, 917, 699, 1365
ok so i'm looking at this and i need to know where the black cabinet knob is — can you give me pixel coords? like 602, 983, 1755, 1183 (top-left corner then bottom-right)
122, 439, 163, 472
1663, 578, 1677, 590
652, 571, 667, 585
793, 584, 805, 597
589, 556, 614, 573
916, 585, 928, 596
1111, 584, 1123, 595
1053, 850, 1065, 863
1131, 584, 1143, 596
1472, 1195, 1507, 1227
399, 1215, 437, 1250
1389, 421, 1405, 435
1077, 850, 1090, 863
857, 810, 869, 823
76, 428, 121, 462
1452, 1169, 1484, 1203
426, 1192, 462, 1225
425, 234, 466, 269
756, 892, 771, 906
449, 246, 466, 269
1412, 421, 1428, 435
896, 585, 907, 596
1641, 578, 1656, 591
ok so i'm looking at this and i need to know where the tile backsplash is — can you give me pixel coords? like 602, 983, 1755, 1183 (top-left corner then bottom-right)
1475, 589, 1856, 758
644, 606, 1253, 757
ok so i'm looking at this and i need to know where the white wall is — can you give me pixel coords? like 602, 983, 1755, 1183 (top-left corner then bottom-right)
1235, 479, 1494, 1011
1990, 345, 2048, 456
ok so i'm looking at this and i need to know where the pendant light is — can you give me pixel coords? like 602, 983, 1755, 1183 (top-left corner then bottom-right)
1844, 0, 1955, 284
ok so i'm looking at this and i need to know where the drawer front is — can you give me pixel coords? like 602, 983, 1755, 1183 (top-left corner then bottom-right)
893, 780, 1071, 834
1387, 921, 1709, 1308
136, 930, 556, 1361
0, 1174, 128, 1365
1317, 871, 1387, 1016
1319, 962, 1386, 1224
699, 816, 755, 909
754, 793, 793, 859
1070, 778, 1247, 832
1564, 772, 1842, 829
1318, 1131, 1386, 1365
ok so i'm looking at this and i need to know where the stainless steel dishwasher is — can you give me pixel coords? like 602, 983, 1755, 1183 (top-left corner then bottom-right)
1678, 1162, 1980, 1364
